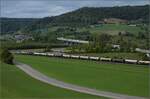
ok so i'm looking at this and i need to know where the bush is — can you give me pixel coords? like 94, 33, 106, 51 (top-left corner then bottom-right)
44, 45, 52, 52
0, 49, 14, 64
140, 53, 150, 61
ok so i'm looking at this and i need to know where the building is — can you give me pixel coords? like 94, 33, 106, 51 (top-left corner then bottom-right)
103, 18, 128, 24
135, 48, 150, 59
135, 48, 150, 53
57, 37, 89, 45
14, 34, 34, 43
112, 44, 120, 49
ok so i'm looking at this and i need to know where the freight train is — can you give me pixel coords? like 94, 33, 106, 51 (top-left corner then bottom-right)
15, 51, 150, 65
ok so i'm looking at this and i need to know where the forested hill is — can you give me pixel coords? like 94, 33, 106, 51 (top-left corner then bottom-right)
1, 5, 149, 34
22, 5, 149, 32
53, 5, 149, 25
1, 18, 39, 34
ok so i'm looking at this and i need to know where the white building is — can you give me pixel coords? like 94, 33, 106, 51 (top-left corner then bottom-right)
112, 44, 120, 49
57, 37, 89, 45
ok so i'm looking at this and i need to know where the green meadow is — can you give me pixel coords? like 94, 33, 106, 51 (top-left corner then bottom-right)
15, 55, 149, 97
0, 62, 106, 99
78, 24, 143, 35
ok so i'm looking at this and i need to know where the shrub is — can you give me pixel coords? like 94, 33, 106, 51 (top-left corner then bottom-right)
44, 45, 52, 52
0, 49, 14, 64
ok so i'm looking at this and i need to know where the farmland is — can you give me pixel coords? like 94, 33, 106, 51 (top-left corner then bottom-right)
15, 55, 149, 97
0, 61, 106, 99
77, 24, 144, 35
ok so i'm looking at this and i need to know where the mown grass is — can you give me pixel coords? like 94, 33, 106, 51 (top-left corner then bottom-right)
78, 24, 143, 35
0, 61, 106, 99
15, 55, 149, 97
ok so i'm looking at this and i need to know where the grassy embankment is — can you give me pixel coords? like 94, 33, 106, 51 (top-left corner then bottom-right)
15, 55, 149, 97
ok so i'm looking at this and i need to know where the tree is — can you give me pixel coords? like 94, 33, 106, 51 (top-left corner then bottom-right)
137, 32, 146, 39
96, 33, 111, 52
0, 48, 14, 64
144, 27, 149, 50
45, 45, 52, 52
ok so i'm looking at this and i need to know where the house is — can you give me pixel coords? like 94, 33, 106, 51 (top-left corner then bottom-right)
14, 34, 34, 43
112, 44, 120, 49
103, 18, 128, 24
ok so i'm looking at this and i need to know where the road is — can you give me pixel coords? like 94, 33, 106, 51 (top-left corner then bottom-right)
14, 61, 147, 99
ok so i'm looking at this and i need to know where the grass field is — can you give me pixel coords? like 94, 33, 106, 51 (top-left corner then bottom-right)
15, 55, 149, 97
0, 62, 107, 99
78, 24, 143, 35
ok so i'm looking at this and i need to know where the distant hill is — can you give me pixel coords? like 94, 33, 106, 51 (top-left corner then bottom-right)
52, 5, 149, 25
23, 5, 149, 32
0, 18, 39, 34
1, 5, 149, 34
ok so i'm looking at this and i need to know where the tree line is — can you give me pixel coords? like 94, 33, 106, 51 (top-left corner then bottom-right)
1, 5, 148, 34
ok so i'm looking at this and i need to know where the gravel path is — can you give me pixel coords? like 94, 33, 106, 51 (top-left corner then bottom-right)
14, 61, 148, 99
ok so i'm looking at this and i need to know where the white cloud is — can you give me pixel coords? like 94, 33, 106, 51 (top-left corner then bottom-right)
1, 0, 148, 18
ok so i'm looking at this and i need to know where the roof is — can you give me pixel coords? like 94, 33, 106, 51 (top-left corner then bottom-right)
57, 37, 89, 44
135, 48, 150, 53
104, 18, 127, 23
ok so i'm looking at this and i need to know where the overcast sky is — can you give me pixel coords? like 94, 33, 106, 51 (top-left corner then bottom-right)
1, 0, 149, 18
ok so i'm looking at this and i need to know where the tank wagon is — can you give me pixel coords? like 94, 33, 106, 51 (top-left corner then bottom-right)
18, 51, 29, 55
54, 53, 62, 57
100, 57, 111, 62
70, 55, 80, 59
33, 52, 41, 55
79, 56, 89, 60
89, 56, 99, 61
62, 54, 70, 58
111, 58, 125, 63
47, 53, 55, 57
125, 59, 138, 64
138, 60, 150, 65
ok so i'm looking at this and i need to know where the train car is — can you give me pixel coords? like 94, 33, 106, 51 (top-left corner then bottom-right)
20, 51, 29, 55
79, 55, 89, 60
100, 57, 111, 61
40, 53, 47, 56
125, 59, 138, 64
33, 52, 41, 55
28, 52, 33, 55
138, 60, 150, 65
14, 51, 22, 54
54, 53, 62, 57
70, 55, 80, 59
47, 53, 54, 57
89, 56, 99, 61
62, 54, 70, 58
15, 51, 21, 54
33, 52, 47, 56
111, 58, 125, 63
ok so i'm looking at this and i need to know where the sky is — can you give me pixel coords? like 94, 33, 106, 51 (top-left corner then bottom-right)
1, 0, 149, 18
